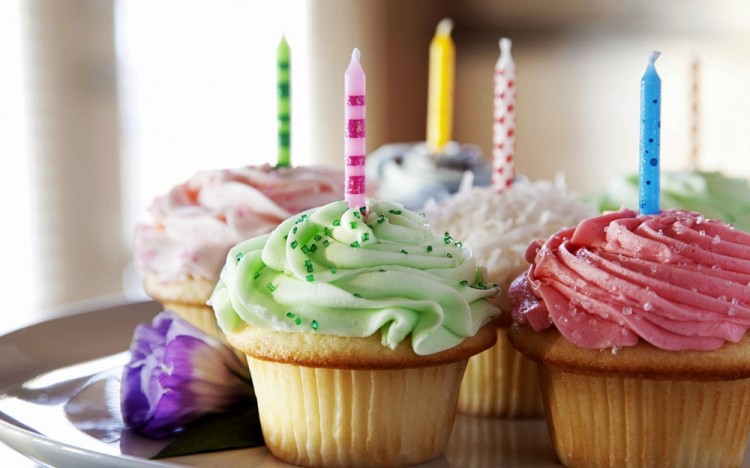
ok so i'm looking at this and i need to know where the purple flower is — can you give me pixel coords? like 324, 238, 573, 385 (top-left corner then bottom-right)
121, 311, 252, 438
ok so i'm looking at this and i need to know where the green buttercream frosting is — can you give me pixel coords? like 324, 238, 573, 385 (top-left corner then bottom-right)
587, 171, 750, 231
210, 199, 499, 355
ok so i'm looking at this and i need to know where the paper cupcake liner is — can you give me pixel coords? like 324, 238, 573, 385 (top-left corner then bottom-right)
539, 366, 750, 468
247, 356, 468, 467
457, 326, 544, 417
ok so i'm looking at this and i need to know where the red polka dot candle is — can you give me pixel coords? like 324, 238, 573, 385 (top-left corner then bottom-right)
344, 48, 366, 211
492, 38, 516, 193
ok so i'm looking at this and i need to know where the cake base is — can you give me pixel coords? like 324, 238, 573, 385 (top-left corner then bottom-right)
457, 325, 544, 417
229, 323, 497, 467
248, 357, 466, 467
510, 324, 750, 468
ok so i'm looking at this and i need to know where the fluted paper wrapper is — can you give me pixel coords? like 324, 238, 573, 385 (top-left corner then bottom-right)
458, 326, 544, 417
539, 366, 750, 468
247, 356, 468, 467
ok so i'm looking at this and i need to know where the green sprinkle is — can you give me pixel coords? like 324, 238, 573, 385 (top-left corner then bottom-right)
376, 215, 385, 224
306, 274, 315, 282
444, 231, 450, 237
292, 226, 298, 234
350, 221, 358, 229
311, 320, 319, 330
379, 269, 386, 272
286, 312, 295, 318
313, 234, 322, 241
361, 232, 370, 242
324, 227, 331, 236
353, 293, 362, 298
350, 241, 360, 248
295, 214, 308, 224
333, 219, 341, 227
323, 239, 330, 247
460, 280, 468, 286
444, 238, 452, 245
295, 317, 302, 325
331, 268, 337, 274
447, 253, 453, 258
353, 210, 361, 219
455, 241, 463, 248
253, 272, 260, 279
427, 245, 433, 253
283, 234, 288, 240
267, 283, 276, 292
389, 209, 402, 215
478, 282, 487, 289
290, 240, 299, 249
309, 244, 318, 253
305, 260, 313, 273
301, 245, 310, 254
401, 249, 408, 254
235, 252, 244, 263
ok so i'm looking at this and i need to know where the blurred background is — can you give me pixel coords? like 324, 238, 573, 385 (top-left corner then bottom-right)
2, 0, 750, 333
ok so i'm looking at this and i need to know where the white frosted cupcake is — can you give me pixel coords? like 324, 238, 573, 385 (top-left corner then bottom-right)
210, 199, 499, 467
424, 175, 596, 417
134, 164, 344, 341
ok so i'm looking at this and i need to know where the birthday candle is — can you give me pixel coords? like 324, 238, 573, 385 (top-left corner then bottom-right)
639, 51, 661, 215
688, 47, 700, 170
426, 18, 455, 153
344, 48, 366, 210
492, 38, 516, 193
277, 35, 291, 168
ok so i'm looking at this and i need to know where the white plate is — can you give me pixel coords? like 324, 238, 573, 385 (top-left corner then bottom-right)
0, 300, 742, 467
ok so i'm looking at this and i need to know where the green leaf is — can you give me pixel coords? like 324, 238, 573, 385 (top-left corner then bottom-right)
152, 403, 264, 459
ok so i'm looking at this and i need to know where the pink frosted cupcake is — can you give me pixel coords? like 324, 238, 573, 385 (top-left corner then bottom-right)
134, 164, 344, 341
509, 208, 750, 467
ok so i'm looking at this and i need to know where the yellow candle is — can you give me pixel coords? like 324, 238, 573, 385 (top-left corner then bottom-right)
426, 18, 455, 152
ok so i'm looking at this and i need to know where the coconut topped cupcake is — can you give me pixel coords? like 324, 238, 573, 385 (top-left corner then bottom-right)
134, 164, 345, 283
211, 198, 499, 358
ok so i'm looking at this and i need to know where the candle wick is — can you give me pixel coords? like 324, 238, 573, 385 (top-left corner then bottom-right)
649, 50, 661, 65
436, 18, 453, 36
352, 48, 361, 61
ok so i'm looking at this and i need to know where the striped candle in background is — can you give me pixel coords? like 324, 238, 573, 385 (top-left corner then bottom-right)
344, 48, 366, 210
277, 35, 291, 168
492, 37, 516, 193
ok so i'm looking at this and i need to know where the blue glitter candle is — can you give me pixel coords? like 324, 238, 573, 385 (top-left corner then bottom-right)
639, 51, 662, 215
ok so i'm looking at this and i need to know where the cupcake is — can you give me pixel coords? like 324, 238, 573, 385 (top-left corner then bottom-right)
424, 175, 596, 417
508, 208, 750, 467
210, 199, 499, 467
134, 164, 344, 341
367, 141, 491, 210
587, 170, 750, 231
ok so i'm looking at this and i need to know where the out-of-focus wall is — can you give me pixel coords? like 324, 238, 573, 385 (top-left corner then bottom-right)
21, 0, 127, 310
307, 0, 750, 193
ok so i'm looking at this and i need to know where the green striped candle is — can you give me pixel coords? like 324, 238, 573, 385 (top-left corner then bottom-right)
277, 35, 291, 168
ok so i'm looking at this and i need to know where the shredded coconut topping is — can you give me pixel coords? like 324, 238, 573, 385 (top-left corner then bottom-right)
423, 175, 596, 311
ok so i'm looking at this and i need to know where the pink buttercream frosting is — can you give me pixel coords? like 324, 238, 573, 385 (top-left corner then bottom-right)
134, 164, 345, 282
509, 208, 750, 351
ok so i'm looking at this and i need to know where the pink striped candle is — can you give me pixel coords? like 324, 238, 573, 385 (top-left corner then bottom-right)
492, 38, 516, 193
344, 48, 366, 210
